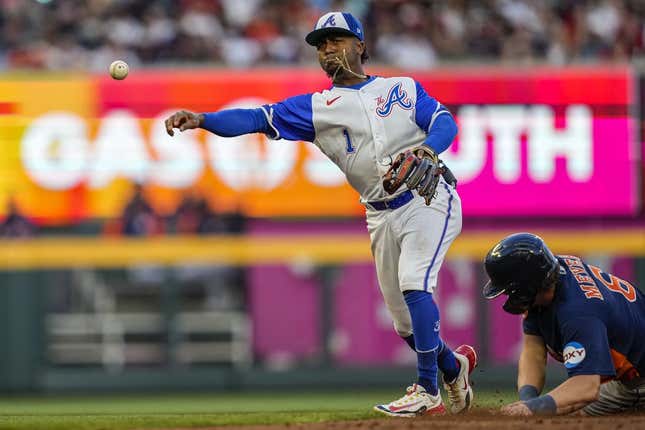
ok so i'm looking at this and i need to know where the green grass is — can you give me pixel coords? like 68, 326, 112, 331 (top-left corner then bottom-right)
0, 390, 516, 430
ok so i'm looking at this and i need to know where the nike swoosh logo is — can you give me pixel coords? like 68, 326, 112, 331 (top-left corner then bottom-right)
389, 400, 424, 412
326, 96, 341, 106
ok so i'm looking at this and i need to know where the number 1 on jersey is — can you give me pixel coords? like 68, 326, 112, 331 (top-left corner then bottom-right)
343, 129, 355, 153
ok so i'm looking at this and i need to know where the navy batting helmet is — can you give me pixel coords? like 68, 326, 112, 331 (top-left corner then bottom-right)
483, 233, 560, 314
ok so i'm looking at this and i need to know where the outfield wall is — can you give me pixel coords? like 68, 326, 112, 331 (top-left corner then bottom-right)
0, 226, 641, 393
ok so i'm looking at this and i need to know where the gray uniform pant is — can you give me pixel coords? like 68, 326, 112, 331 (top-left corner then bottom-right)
583, 378, 645, 416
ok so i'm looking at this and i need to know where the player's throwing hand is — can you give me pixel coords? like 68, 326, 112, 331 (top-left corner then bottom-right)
164, 110, 204, 136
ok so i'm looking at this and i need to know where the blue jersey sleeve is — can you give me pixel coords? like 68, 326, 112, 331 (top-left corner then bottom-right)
560, 317, 615, 378
201, 108, 271, 137
522, 313, 541, 336
262, 94, 315, 142
414, 81, 457, 154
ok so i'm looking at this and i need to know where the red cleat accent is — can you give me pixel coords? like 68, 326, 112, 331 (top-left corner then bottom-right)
443, 344, 478, 414
454, 344, 478, 375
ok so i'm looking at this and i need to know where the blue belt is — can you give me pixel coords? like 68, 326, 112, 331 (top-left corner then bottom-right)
367, 190, 414, 211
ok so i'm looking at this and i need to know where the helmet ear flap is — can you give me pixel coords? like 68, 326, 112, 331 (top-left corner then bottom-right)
502, 297, 529, 314
542, 262, 560, 290
502, 283, 539, 314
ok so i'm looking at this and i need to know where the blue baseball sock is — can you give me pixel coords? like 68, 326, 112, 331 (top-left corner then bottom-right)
403, 290, 440, 396
437, 340, 460, 382
403, 335, 462, 383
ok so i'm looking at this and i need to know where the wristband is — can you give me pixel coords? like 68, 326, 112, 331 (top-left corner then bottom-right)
524, 394, 557, 415
518, 385, 539, 401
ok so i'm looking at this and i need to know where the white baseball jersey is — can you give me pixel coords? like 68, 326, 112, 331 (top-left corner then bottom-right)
262, 75, 462, 336
262, 76, 449, 202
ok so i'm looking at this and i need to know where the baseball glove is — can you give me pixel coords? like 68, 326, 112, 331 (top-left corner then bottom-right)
382, 146, 444, 206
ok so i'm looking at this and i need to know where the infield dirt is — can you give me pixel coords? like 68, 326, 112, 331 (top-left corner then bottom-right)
169, 409, 645, 430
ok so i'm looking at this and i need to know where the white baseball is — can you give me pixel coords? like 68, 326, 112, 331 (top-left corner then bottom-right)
109, 60, 129, 80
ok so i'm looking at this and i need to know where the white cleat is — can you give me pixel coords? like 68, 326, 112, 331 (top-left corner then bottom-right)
443, 344, 478, 414
374, 383, 446, 417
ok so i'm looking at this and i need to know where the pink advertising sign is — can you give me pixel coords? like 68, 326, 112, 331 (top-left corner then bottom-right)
4, 67, 637, 222
414, 67, 638, 216
247, 217, 481, 366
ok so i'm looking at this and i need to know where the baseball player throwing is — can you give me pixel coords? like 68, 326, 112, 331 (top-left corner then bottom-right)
483, 233, 645, 416
165, 11, 476, 416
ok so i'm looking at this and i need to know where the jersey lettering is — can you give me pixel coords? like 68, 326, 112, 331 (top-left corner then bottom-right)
376, 83, 413, 117
588, 265, 637, 303
579, 284, 603, 300
562, 256, 603, 300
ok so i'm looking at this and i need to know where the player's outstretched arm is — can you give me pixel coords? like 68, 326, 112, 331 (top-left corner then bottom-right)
503, 333, 599, 416
501, 374, 600, 416
164, 108, 272, 138
545, 374, 601, 414
517, 333, 547, 398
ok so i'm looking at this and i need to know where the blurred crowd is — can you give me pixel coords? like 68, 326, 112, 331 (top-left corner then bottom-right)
1, 185, 245, 238
0, 198, 36, 238
1, 0, 643, 71
106, 184, 246, 237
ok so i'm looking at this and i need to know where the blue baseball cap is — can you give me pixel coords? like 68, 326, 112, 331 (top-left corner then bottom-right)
305, 11, 364, 46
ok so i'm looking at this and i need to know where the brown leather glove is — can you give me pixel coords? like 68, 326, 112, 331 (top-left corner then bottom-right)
382, 146, 444, 206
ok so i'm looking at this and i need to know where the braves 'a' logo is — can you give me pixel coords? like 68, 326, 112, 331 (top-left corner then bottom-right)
376, 82, 413, 117
321, 15, 336, 27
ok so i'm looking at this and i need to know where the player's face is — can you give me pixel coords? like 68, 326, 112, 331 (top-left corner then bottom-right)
316, 34, 362, 77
